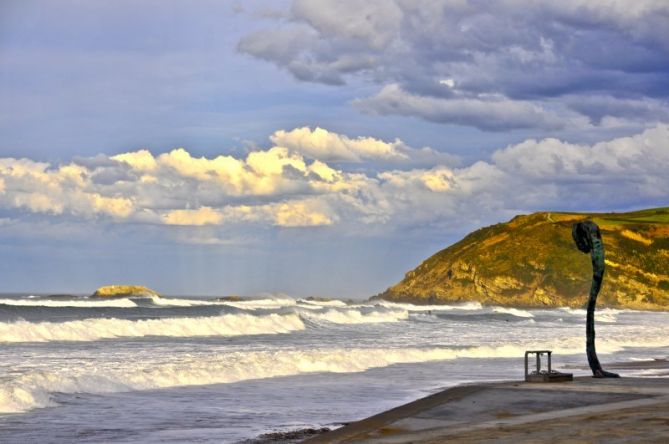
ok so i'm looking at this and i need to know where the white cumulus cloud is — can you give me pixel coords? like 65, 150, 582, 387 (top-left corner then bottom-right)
1, 125, 667, 238
270, 126, 408, 161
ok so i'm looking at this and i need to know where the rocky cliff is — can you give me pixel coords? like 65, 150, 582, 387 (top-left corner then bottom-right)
379, 208, 669, 310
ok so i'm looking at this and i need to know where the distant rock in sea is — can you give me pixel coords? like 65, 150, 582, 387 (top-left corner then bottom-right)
304, 296, 335, 302
91, 285, 160, 298
214, 295, 243, 302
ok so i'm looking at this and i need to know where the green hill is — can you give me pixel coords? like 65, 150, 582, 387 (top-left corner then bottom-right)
379, 208, 669, 310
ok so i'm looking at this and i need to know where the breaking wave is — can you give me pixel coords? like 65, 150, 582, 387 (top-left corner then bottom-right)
492, 307, 534, 318
377, 301, 483, 311
1, 332, 669, 414
0, 344, 555, 414
297, 299, 348, 307
299, 308, 409, 324
0, 297, 138, 308
147, 297, 225, 307
0, 313, 305, 343
557, 307, 626, 323
219, 298, 298, 310
137, 296, 299, 309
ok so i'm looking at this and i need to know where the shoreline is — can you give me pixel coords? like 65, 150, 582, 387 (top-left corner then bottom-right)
373, 296, 669, 312
299, 359, 669, 443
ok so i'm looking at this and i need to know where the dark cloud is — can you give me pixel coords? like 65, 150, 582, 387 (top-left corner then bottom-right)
239, 0, 669, 131
566, 96, 669, 125
353, 84, 566, 132
72, 154, 119, 169
90, 165, 137, 186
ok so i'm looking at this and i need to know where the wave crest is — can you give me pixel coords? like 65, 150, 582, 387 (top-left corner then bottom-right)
492, 307, 534, 318
0, 297, 138, 308
299, 308, 408, 324
378, 301, 483, 311
0, 346, 505, 413
0, 313, 304, 343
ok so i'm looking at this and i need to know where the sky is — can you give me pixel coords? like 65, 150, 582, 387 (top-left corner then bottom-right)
0, 0, 668, 298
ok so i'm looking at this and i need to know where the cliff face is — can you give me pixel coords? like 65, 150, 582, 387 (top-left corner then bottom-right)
92, 285, 159, 298
380, 208, 669, 310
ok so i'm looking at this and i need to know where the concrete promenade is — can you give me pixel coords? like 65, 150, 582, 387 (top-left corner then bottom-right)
307, 371, 669, 443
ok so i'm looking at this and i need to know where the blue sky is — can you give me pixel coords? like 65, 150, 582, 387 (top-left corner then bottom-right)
1, 0, 668, 297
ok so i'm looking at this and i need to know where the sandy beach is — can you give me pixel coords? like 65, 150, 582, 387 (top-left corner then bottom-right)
307, 360, 669, 443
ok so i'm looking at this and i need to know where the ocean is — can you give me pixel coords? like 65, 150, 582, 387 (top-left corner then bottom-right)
0, 293, 667, 443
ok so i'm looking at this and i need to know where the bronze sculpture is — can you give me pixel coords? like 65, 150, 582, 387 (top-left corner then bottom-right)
572, 220, 620, 378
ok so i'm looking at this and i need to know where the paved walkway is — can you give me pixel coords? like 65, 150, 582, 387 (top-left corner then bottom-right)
306, 377, 669, 443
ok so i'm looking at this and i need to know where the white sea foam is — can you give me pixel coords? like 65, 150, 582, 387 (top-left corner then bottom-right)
379, 301, 534, 318
0, 313, 304, 343
0, 298, 138, 308
558, 307, 586, 315
147, 296, 299, 308
221, 298, 298, 310
378, 301, 483, 311
0, 295, 248, 309
297, 299, 348, 307
147, 296, 224, 307
491, 307, 534, 318
557, 307, 622, 323
299, 308, 409, 324
2, 328, 669, 414
596, 312, 618, 323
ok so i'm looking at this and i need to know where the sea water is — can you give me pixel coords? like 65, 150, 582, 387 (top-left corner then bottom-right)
0, 294, 667, 442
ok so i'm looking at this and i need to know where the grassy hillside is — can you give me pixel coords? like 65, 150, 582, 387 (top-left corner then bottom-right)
379, 208, 669, 309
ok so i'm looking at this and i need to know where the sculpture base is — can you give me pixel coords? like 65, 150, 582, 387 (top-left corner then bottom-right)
526, 371, 574, 383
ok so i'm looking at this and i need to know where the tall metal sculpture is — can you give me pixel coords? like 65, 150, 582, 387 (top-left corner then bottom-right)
572, 220, 620, 378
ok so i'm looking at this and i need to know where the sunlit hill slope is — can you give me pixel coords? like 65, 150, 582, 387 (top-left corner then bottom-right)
379, 208, 669, 310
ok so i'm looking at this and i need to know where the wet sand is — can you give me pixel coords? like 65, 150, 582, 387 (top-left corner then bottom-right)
306, 360, 669, 443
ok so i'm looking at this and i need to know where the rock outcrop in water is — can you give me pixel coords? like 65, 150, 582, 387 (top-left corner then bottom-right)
379, 208, 669, 310
91, 285, 159, 298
